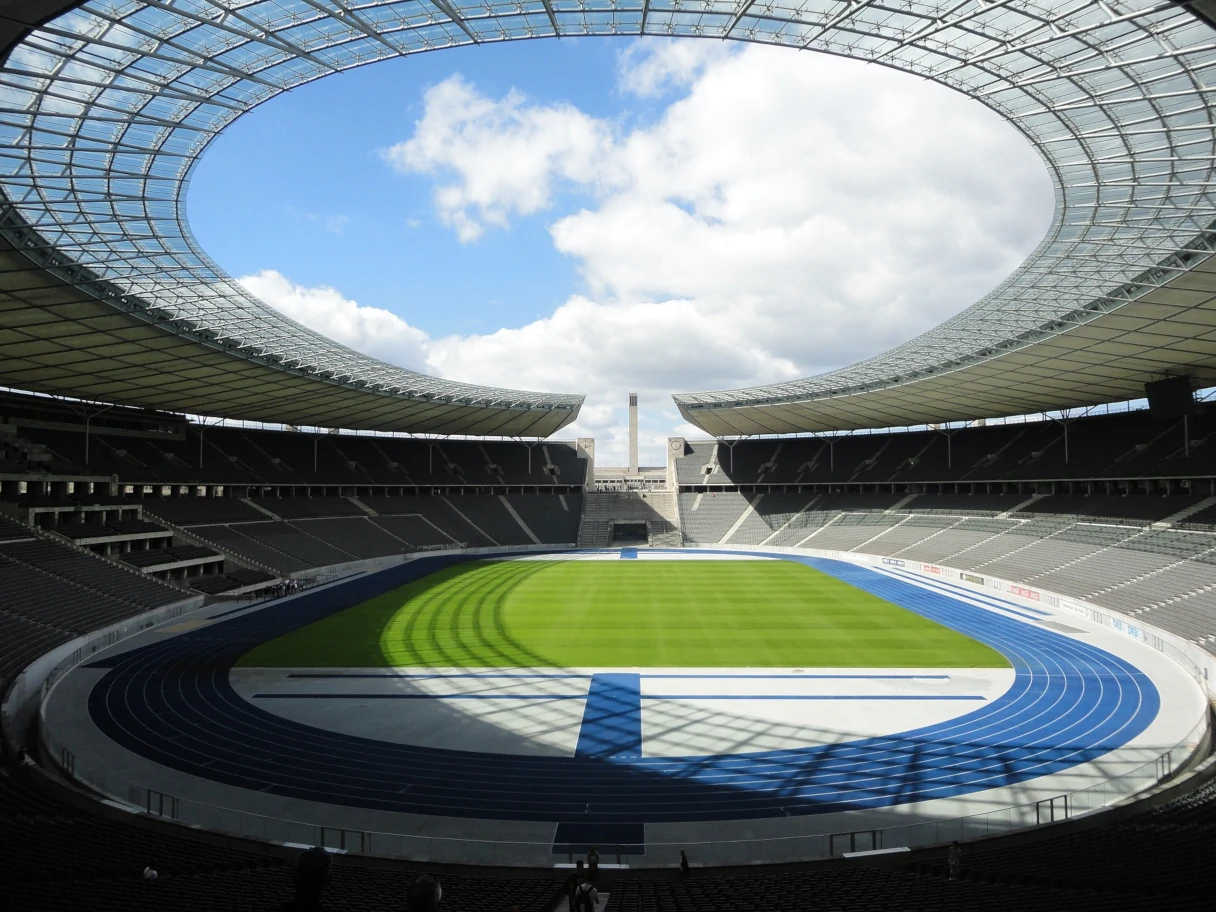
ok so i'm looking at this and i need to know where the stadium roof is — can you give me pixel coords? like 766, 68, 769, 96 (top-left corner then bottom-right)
0, 0, 585, 437
2, 2, 1216, 438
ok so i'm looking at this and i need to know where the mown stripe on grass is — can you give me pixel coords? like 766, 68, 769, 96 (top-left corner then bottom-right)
238, 560, 1008, 669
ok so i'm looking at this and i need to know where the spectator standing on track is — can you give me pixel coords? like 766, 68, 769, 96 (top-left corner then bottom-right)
948, 841, 962, 882
407, 873, 442, 911
573, 875, 599, 911
278, 846, 331, 911
679, 849, 690, 879
586, 846, 599, 884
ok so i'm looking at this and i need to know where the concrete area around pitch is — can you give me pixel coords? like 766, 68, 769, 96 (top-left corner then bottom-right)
231, 666, 1014, 758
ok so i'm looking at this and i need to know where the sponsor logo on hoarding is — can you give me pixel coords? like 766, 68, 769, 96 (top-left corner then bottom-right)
1062, 601, 1087, 617
962, 573, 984, 585
922, 564, 942, 574
882, 558, 905, 567
1111, 618, 1145, 641
1009, 584, 1040, 601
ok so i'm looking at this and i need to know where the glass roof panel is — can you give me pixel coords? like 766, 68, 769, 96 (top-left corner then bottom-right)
2, 0, 1214, 425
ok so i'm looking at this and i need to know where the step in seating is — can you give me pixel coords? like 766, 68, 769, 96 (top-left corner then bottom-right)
252, 497, 366, 519
0, 515, 36, 542
145, 498, 268, 526
121, 545, 222, 570
190, 568, 277, 595
291, 517, 412, 557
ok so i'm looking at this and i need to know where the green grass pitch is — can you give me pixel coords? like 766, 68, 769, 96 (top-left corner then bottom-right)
238, 559, 1007, 668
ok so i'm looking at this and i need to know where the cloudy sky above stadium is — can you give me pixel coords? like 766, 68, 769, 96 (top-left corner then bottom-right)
189, 38, 1053, 465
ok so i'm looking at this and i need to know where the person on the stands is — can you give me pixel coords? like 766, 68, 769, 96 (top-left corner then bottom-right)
278, 846, 331, 911
406, 873, 442, 911
573, 874, 599, 911
566, 859, 585, 908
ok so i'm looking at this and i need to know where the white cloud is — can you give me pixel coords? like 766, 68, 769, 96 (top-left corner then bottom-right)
242, 271, 799, 464
248, 39, 1053, 465
615, 39, 731, 98
382, 75, 610, 242
238, 270, 428, 371
551, 43, 1051, 366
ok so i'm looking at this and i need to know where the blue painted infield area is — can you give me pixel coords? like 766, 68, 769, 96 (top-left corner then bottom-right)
82, 550, 1159, 841
576, 674, 643, 760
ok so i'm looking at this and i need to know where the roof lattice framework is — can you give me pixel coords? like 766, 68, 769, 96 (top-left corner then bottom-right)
2, 1, 1216, 435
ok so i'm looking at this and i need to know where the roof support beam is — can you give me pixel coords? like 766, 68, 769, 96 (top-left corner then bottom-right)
723, 0, 757, 39
540, 0, 561, 36
427, 0, 481, 43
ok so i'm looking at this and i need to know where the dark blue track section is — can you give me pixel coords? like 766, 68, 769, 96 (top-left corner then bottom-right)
84, 551, 1158, 825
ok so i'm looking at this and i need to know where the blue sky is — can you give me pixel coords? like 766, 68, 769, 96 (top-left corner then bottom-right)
187, 38, 1054, 465
189, 39, 654, 337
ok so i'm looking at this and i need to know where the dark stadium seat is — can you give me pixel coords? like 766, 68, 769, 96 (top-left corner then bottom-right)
252, 496, 367, 519
144, 498, 268, 527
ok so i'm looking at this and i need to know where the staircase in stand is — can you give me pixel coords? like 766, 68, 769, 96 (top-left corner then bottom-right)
577, 492, 682, 548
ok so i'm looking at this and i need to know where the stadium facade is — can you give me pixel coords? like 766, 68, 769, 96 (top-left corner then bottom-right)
2, 0, 1216, 440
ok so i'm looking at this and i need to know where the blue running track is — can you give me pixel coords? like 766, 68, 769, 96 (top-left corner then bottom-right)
83, 551, 1157, 826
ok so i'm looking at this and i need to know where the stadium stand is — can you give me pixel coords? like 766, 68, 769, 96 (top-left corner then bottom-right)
55, 519, 169, 541
716, 492, 803, 545
120, 545, 223, 570
8, 1, 1216, 905
670, 493, 1216, 646
677, 491, 752, 544
666, 425, 1216, 654
1184, 501, 1216, 525
675, 408, 1216, 488
901, 493, 1032, 515
249, 496, 367, 519
216, 522, 355, 569
3, 743, 1214, 912
362, 496, 493, 546
143, 493, 580, 574
290, 517, 411, 557
2, 391, 588, 491
445, 495, 535, 545
370, 514, 459, 549
143, 498, 268, 527
1019, 494, 1205, 523
0, 514, 35, 542
188, 568, 277, 596
0, 556, 150, 635
4, 539, 185, 609
182, 525, 309, 574
509, 492, 583, 545
8, 403, 1216, 912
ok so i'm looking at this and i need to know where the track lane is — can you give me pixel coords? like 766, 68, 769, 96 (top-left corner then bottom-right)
81, 552, 1159, 823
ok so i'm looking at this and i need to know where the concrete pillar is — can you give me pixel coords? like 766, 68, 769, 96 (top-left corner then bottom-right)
576, 438, 595, 491
667, 437, 685, 491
